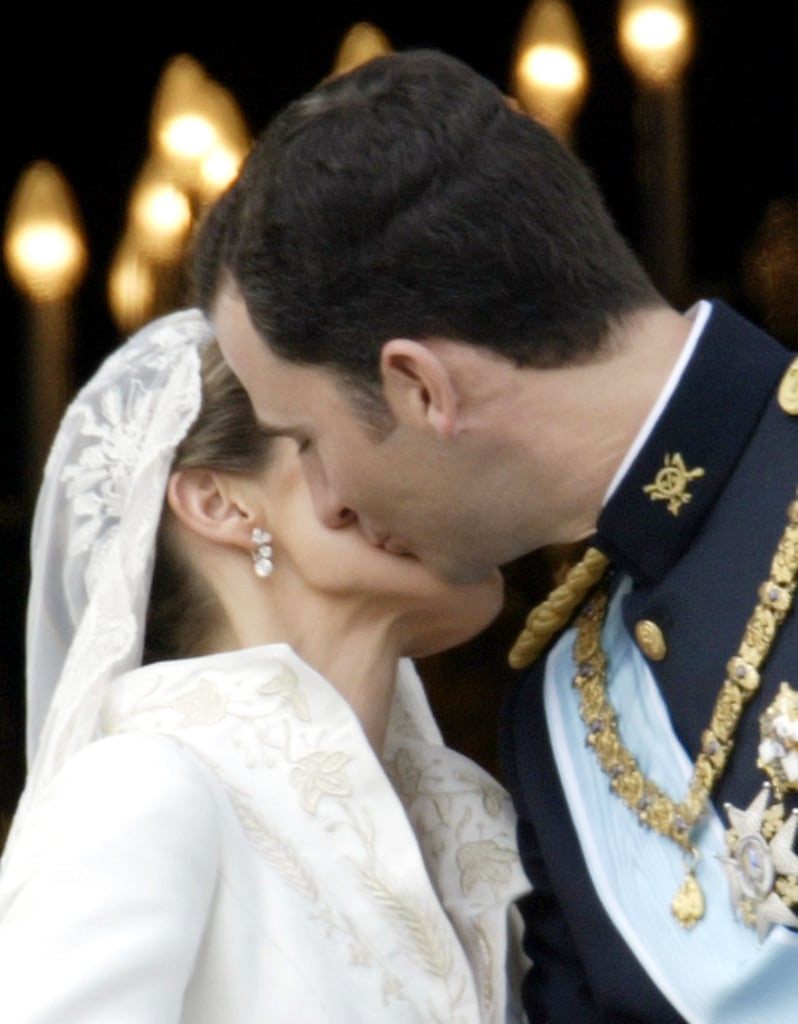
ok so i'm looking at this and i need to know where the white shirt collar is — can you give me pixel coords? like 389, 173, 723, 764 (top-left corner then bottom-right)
603, 300, 713, 505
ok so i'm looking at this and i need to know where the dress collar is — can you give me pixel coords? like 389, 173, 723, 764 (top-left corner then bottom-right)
595, 301, 792, 583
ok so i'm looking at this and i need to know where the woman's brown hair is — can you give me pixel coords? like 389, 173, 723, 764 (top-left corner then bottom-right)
143, 340, 273, 664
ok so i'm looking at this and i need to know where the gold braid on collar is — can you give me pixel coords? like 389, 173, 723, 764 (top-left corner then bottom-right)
508, 546, 610, 669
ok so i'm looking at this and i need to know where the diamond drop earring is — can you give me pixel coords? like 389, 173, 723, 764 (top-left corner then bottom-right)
251, 527, 273, 578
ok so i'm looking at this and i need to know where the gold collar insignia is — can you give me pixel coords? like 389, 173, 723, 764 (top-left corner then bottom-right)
643, 453, 705, 516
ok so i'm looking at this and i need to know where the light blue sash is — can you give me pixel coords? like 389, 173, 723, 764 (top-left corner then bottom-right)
544, 577, 798, 1022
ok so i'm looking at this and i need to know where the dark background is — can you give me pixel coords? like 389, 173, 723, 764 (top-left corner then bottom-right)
2, 2, 797, 821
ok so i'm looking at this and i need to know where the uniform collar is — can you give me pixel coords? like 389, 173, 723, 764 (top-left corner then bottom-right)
595, 301, 792, 583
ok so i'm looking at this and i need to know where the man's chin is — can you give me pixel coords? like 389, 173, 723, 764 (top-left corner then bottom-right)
426, 555, 502, 588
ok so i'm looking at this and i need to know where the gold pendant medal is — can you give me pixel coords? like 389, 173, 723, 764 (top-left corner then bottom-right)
671, 866, 705, 928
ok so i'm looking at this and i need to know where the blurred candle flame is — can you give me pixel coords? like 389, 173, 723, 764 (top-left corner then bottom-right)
4, 161, 87, 302
512, 0, 589, 143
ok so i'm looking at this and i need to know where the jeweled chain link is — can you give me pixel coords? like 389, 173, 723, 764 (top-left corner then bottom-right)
573, 491, 798, 857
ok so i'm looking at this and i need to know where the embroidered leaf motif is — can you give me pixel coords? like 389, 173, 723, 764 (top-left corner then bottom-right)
455, 770, 506, 818
171, 677, 227, 727
457, 840, 518, 896
381, 972, 405, 1002
259, 665, 311, 721
228, 791, 319, 901
291, 750, 353, 812
360, 869, 453, 978
389, 748, 423, 803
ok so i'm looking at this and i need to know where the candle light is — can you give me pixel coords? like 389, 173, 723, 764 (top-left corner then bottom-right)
618, 0, 693, 84
150, 54, 250, 204
150, 55, 216, 187
618, 0, 694, 304
511, 0, 589, 145
331, 22, 392, 77
108, 54, 252, 328
107, 232, 157, 335
3, 161, 87, 493
129, 159, 193, 262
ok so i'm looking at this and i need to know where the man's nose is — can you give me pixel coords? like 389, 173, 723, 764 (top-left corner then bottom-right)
305, 469, 356, 528
317, 496, 357, 528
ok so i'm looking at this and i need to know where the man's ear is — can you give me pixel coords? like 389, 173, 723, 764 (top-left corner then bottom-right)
380, 339, 458, 436
166, 469, 255, 551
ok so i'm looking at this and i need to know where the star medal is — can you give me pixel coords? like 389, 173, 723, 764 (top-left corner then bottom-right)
720, 683, 798, 939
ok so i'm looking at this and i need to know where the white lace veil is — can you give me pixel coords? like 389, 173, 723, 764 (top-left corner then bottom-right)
5, 308, 213, 865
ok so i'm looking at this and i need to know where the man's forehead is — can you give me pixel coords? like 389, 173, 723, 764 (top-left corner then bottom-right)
211, 285, 375, 424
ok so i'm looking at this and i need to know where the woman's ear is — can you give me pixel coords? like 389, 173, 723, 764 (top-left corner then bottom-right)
166, 469, 255, 551
380, 338, 458, 436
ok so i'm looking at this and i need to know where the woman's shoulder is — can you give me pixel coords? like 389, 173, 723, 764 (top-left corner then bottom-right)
0, 734, 223, 1006
6, 734, 224, 882
52, 732, 223, 824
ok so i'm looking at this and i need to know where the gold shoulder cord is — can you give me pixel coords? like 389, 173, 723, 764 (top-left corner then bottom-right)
572, 487, 798, 927
508, 546, 610, 669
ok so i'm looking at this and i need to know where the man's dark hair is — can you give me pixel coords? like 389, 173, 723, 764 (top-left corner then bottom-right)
193, 48, 662, 389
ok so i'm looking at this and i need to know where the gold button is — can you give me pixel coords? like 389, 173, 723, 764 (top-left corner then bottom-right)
635, 620, 667, 661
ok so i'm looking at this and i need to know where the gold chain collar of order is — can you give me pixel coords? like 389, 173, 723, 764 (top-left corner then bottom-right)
571, 487, 798, 928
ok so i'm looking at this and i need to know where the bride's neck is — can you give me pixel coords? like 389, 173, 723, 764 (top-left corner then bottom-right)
225, 600, 401, 754
207, 563, 405, 755
305, 632, 400, 755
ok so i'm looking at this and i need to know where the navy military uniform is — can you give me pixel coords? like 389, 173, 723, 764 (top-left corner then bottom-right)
501, 301, 798, 1022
